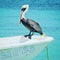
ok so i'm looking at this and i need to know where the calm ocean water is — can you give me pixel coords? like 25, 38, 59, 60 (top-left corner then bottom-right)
0, 8, 60, 60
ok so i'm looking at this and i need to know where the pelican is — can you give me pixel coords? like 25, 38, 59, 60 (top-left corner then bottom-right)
19, 4, 45, 39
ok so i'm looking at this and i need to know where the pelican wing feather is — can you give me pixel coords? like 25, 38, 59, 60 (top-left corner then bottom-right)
27, 19, 42, 32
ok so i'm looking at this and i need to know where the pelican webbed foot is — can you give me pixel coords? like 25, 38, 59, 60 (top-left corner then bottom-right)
24, 31, 34, 39
24, 34, 32, 39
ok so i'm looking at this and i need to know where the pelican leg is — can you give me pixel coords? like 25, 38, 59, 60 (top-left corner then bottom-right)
28, 32, 34, 39
24, 31, 34, 39
24, 31, 31, 38
28, 31, 31, 39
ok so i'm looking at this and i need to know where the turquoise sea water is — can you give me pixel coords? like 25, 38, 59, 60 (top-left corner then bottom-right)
0, 8, 60, 60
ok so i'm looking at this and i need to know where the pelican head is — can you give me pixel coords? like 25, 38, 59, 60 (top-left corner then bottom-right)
20, 4, 29, 21
21, 4, 29, 12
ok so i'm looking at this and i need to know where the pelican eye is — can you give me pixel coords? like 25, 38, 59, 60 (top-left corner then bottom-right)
21, 8, 26, 11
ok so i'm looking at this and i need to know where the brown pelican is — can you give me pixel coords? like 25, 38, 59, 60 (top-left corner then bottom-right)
19, 4, 45, 39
